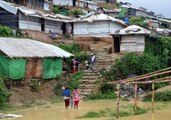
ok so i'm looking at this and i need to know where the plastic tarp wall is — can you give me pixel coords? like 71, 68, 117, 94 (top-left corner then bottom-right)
0, 55, 26, 80
43, 58, 62, 79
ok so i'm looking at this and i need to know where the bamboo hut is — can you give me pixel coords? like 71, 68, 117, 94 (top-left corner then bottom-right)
111, 25, 151, 54
0, 37, 72, 80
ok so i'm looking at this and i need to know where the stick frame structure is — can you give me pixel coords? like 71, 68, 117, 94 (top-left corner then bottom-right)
108, 67, 171, 119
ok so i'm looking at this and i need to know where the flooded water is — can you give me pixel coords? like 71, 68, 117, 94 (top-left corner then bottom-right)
3, 100, 171, 120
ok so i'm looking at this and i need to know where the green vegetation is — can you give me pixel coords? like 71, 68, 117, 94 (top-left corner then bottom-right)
58, 43, 89, 63
0, 25, 14, 37
144, 91, 171, 102
87, 92, 116, 100
52, 5, 85, 16
114, 53, 162, 79
68, 71, 83, 90
53, 70, 83, 97
78, 105, 148, 119
52, 5, 70, 16
0, 25, 23, 37
100, 37, 171, 92
129, 16, 148, 28
0, 77, 11, 109
119, 7, 128, 18
70, 9, 86, 16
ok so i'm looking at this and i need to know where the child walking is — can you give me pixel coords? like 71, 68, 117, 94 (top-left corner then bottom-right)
70, 92, 74, 109
73, 87, 80, 109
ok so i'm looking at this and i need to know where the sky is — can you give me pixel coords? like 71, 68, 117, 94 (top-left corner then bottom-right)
118, 0, 171, 18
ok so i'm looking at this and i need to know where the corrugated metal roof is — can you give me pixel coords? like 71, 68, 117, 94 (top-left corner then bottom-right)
113, 25, 151, 35
0, 0, 17, 14
0, 1, 73, 22
0, 37, 73, 58
73, 13, 126, 26
78, 0, 98, 5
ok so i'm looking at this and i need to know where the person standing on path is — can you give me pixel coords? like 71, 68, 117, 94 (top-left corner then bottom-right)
73, 87, 80, 109
89, 53, 96, 70
63, 87, 71, 109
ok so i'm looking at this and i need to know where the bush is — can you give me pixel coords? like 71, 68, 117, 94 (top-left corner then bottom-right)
58, 43, 89, 69
52, 5, 60, 14
114, 53, 162, 79
0, 78, 10, 109
52, 5, 70, 16
58, 43, 80, 54
129, 16, 148, 27
100, 51, 168, 92
70, 9, 86, 16
75, 51, 89, 62
87, 92, 116, 100
68, 71, 83, 90
0, 25, 14, 37
144, 91, 171, 102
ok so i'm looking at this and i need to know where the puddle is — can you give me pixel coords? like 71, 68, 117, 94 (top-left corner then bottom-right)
3, 100, 171, 120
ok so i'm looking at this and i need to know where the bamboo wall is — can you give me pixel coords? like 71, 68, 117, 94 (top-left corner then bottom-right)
25, 58, 43, 79
120, 34, 145, 53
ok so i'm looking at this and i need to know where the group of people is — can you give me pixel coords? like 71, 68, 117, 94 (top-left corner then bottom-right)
70, 59, 80, 74
62, 87, 80, 109
70, 52, 97, 73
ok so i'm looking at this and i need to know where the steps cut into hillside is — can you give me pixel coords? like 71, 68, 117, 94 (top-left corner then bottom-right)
79, 48, 114, 99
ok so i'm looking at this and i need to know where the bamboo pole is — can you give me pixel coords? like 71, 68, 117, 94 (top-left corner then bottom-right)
152, 82, 155, 113
109, 69, 171, 84
134, 83, 138, 113
127, 76, 171, 84
116, 84, 120, 120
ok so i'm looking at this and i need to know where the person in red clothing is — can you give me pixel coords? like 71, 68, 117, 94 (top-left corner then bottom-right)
73, 87, 80, 109
70, 59, 80, 73
70, 59, 76, 73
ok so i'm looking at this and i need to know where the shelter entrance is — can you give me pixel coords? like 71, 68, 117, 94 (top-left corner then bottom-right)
26, 59, 43, 79
114, 36, 120, 53
41, 18, 45, 31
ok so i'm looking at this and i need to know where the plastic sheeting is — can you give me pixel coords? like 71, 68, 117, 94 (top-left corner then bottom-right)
0, 55, 26, 80
43, 58, 62, 79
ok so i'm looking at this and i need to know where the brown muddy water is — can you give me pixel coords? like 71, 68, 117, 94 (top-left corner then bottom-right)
2, 100, 171, 120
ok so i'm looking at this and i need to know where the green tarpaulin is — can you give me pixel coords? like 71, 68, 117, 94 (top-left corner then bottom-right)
119, 7, 128, 18
0, 55, 26, 80
0, 54, 63, 80
0, 55, 9, 77
9, 59, 26, 80
43, 58, 62, 79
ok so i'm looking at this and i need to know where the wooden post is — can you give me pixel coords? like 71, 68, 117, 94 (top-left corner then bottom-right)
152, 82, 155, 113
116, 84, 120, 120
134, 83, 138, 113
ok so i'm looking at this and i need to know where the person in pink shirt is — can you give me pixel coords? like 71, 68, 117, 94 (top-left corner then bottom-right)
73, 87, 80, 109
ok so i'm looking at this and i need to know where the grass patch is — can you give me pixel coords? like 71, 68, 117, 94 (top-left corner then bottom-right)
79, 111, 101, 118
78, 105, 149, 119
87, 92, 116, 100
